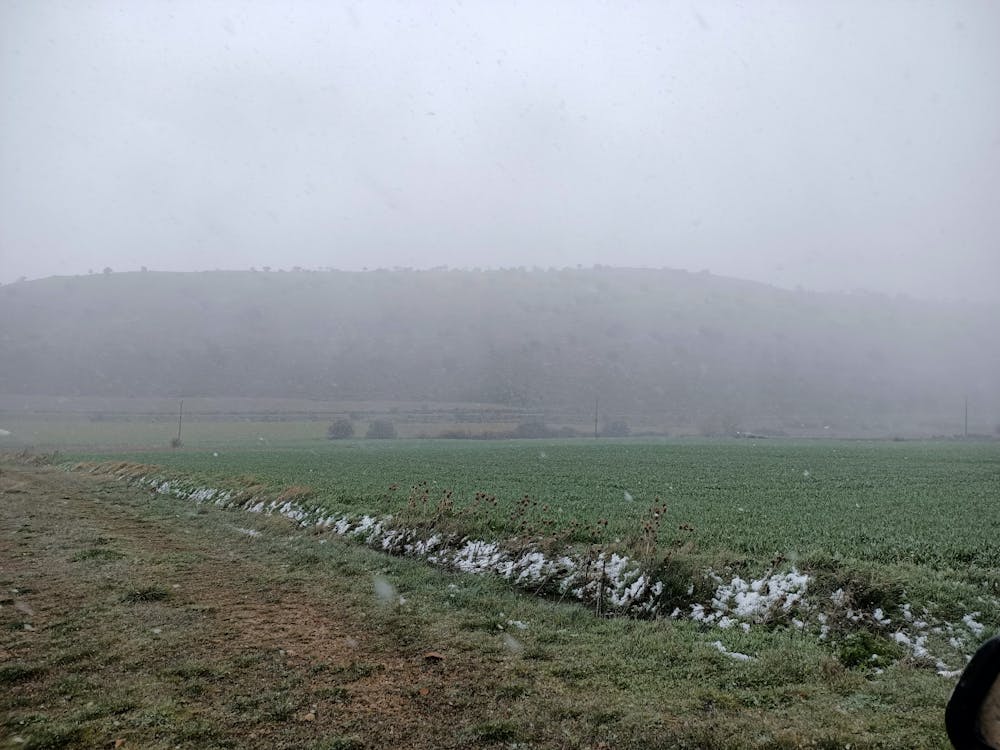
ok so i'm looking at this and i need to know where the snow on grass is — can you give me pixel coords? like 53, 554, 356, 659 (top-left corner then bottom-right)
84, 463, 995, 676
708, 569, 809, 622
711, 640, 753, 661
963, 612, 985, 637
123, 471, 668, 617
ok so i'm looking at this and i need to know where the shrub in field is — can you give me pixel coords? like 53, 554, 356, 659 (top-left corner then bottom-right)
807, 560, 905, 612
365, 419, 397, 439
327, 418, 355, 439
653, 553, 712, 611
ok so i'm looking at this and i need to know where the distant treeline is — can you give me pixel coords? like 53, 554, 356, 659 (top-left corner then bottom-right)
1, 267, 997, 435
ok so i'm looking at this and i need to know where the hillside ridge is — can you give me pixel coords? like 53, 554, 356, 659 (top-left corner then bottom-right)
2, 268, 997, 434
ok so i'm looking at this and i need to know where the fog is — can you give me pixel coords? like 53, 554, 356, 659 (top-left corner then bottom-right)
1, 266, 998, 439
1, 2, 998, 440
2, 1, 999, 302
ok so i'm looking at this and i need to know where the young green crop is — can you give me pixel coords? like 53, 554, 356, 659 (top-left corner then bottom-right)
74, 438, 1000, 570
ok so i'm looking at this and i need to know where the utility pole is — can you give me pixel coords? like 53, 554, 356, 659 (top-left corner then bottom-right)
594, 396, 599, 439
176, 399, 184, 445
964, 396, 968, 438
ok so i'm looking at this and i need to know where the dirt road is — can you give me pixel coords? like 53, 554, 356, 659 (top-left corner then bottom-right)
0, 463, 526, 749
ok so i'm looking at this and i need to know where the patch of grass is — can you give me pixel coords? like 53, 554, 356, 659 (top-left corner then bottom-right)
523, 644, 552, 661
173, 719, 229, 746
314, 737, 365, 750
261, 696, 298, 722
54, 673, 95, 697
460, 615, 507, 632
469, 720, 524, 743
331, 661, 381, 683
588, 708, 622, 726
165, 660, 225, 681
131, 704, 178, 730
315, 685, 351, 702
0, 662, 46, 683
229, 690, 299, 723
50, 647, 98, 666
72, 695, 138, 720
163, 660, 226, 699
72, 547, 124, 562
836, 630, 905, 669
120, 584, 170, 603
285, 548, 324, 568
551, 662, 595, 681
12, 722, 85, 750
729, 644, 823, 689
495, 683, 529, 699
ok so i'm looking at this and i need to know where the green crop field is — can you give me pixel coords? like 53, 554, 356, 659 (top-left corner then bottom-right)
74, 438, 1000, 569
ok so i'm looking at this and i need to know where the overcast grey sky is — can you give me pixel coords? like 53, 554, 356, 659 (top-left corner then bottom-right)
1, 1, 998, 301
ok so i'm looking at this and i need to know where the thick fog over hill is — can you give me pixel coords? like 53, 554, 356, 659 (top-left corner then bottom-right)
1, 3, 998, 438
1, 269, 996, 436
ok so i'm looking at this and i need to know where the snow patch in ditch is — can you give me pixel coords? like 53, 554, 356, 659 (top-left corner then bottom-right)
91, 466, 991, 676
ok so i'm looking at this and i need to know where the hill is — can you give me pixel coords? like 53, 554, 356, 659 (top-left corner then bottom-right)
1, 267, 997, 436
